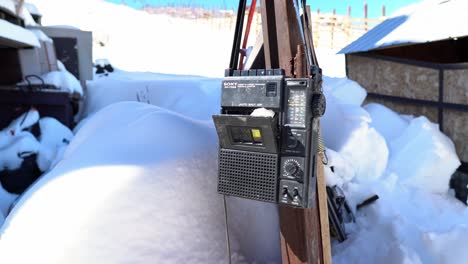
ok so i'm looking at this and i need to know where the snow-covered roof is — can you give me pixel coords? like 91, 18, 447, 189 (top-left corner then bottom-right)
340, 0, 468, 54
0, 0, 15, 16
0, 19, 40, 48
25, 3, 41, 16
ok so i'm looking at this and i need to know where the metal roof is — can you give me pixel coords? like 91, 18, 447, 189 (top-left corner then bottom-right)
340, 0, 468, 54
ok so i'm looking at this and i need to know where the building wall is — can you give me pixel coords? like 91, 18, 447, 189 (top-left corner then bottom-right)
347, 54, 439, 101
347, 54, 468, 164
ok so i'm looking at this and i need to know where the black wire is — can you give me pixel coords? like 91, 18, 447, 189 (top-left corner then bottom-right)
24, 75, 46, 90
18, 108, 31, 129
223, 195, 232, 264
229, 0, 247, 70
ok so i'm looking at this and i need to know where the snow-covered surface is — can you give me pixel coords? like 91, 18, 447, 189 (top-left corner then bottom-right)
19, 4, 37, 26
18, 69, 84, 96
24, 2, 41, 16
0, 19, 40, 47
0, 0, 15, 15
0, 64, 462, 263
0, 102, 232, 263
316, 49, 346, 78
28, 28, 52, 43
27, 0, 248, 77
84, 70, 220, 119
1, 0, 466, 263
321, 77, 462, 263
340, 0, 468, 54
36, 117, 73, 172
0, 109, 73, 172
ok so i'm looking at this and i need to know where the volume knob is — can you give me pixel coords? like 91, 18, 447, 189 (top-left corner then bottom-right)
284, 161, 300, 176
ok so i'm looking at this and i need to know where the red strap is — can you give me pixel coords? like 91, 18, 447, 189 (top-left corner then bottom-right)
238, 0, 257, 70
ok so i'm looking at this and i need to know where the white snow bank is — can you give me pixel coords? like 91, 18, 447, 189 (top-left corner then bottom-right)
30, 0, 238, 77
323, 76, 367, 106
36, 118, 74, 172
319, 75, 462, 263
0, 108, 73, 173
0, 109, 40, 171
316, 49, 346, 78
389, 116, 460, 194
364, 103, 409, 142
322, 77, 388, 183
2, 108, 40, 139
0, 102, 233, 263
84, 70, 221, 120
0, 19, 40, 47
0, 133, 39, 171
333, 182, 468, 264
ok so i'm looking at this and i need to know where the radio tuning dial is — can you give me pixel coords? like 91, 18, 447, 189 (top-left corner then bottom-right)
284, 160, 300, 176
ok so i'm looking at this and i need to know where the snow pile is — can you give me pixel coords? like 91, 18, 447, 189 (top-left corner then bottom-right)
29, 0, 238, 77
0, 109, 73, 225
322, 77, 460, 190
84, 69, 221, 120
364, 103, 409, 142
321, 77, 389, 183
388, 116, 460, 194
319, 77, 463, 263
36, 118, 73, 172
0, 109, 73, 173
0, 102, 234, 263
316, 49, 346, 78
40, 70, 83, 95
0, 110, 41, 171
0, 67, 462, 263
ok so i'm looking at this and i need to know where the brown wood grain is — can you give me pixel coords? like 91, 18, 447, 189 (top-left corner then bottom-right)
262, 1, 330, 263
260, 0, 279, 69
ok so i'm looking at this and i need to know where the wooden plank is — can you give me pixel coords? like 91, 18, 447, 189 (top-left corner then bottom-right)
279, 153, 330, 264
268, 1, 329, 263
273, 0, 302, 77
16, 0, 25, 16
317, 151, 332, 264
260, 0, 279, 69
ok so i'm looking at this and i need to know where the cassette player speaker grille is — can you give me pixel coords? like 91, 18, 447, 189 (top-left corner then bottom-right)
218, 149, 278, 202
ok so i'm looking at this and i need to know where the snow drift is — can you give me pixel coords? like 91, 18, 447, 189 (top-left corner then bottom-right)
0, 102, 231, 263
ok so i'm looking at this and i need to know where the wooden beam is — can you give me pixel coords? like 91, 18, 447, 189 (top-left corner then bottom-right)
260, 0, 279, 69
260, 1, 330, 263
272, 0, 302, 77
16, 0, 25, 16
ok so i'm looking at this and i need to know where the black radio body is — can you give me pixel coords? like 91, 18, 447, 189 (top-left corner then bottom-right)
213, 69, 324, 208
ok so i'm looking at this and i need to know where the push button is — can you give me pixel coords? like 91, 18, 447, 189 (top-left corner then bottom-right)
266, 83, 277, 97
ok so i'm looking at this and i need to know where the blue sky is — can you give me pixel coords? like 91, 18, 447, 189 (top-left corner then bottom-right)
106, 0, 421, 18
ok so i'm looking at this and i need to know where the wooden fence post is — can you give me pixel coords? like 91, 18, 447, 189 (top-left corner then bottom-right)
261, 1, 331, 263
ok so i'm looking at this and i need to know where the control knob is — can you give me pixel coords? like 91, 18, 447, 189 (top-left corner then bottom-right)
284, 160, 300, 176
